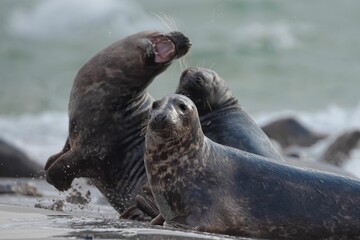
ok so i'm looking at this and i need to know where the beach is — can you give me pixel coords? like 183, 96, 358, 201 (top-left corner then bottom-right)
1, 0, 360, 239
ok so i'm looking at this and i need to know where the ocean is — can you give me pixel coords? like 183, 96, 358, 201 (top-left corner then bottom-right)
1, 0, 359, 173
0, 1, 360, 238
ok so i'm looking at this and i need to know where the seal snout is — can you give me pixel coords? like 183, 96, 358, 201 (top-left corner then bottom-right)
167, 31, 191, 59
180, 68, 194, 81
154, 113, 167, 123
149, 110, 174, 132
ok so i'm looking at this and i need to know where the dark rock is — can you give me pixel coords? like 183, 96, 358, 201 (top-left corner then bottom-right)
320, 130, 360, 166
261, 117, 327, 148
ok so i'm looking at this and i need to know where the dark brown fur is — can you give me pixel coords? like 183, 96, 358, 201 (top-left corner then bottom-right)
44, 31, 191, 214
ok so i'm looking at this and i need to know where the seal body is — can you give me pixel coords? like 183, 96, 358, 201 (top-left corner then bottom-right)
44, 31, 191, 213
176, 67, 284, 161
0, 138, 43, 178
144, 94, 360, 239
175, 67, 357, 178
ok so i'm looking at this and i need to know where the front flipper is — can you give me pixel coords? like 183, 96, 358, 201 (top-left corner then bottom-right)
45, 150, 97, 191
120, 204, 145, 221
44, 137, 70, 171
150, 214, 165, 225
135, 185, 159, 218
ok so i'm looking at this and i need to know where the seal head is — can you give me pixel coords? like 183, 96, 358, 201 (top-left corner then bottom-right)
176, 67, 284, 161
176, 67, 235, 115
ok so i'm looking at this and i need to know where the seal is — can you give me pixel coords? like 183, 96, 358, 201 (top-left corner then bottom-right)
0, 138, 43, 178
135, 67, 355, 220
44, 31, 191, 215
176, 67, 284, 161
175, 67, 355, 176
144, 94, 360, 239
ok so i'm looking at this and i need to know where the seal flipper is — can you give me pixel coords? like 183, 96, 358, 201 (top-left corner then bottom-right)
135, 185, 160, 218
120, 204, 145, 221
44, 136, 70, 170
167, 215, 196, 230
150, 214, 165, 225
45, 150, 95, 191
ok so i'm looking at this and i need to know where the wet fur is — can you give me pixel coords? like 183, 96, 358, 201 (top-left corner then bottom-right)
145, 94, 360, 239
176, 67, 284, 161
44, 31, 190, 214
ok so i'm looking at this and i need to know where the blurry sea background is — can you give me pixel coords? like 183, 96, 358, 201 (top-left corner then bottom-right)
1, 0, 360, 176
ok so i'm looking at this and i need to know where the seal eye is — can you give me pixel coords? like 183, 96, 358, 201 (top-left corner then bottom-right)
152, 101, 159, 109
179, 103, 188, 112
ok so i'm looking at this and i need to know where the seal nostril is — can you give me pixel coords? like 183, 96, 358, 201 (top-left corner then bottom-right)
155, 113, 166, 122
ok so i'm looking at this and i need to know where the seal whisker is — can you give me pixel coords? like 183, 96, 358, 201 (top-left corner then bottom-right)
179, 54, 190, 72
161, 12, 179, 31
140, 119, 150, 137
152, 12, 174, 31
206, 100, 212, 112
178, 57, 184, 72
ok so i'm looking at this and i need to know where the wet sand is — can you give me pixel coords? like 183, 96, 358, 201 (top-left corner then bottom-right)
0, 178, 246, 240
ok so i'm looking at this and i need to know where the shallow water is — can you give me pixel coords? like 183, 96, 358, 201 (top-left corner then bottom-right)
0, 178, 244, 240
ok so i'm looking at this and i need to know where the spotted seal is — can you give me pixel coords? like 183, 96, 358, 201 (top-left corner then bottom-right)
44, 31, 191, 215
144, 94, 360, 239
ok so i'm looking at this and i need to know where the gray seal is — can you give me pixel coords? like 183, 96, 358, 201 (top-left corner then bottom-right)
0, 138, 43, 178
44, 31, 191, 215
144, 94, 360, 239
176, 67, 284, 161
175, 67, 355, 178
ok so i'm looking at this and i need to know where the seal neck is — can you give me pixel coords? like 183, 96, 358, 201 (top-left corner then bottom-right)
145, 125, 205, 165
197, 95, 239, 116
199, 97, 241, 122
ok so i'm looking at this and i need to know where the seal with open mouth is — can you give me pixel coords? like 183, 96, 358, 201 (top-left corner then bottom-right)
44, 31, 191, 215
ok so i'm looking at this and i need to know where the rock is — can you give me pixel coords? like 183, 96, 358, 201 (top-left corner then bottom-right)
261, 117, 327, 148
320, 130, 360, 166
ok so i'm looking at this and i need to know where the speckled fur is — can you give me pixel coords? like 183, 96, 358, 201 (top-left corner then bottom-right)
44, 31, 191, 213
144, 94, 360, 239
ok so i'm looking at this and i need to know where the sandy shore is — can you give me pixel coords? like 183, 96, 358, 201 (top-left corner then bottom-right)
0, 204, 70, 240
0, 178, 245, 240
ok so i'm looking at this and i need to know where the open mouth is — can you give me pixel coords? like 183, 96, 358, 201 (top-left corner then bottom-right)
150, 35, 176, 64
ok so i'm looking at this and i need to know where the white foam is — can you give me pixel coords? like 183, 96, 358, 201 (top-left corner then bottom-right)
1, 104, 359, 175
0, 111, 68, 165
256, 103, 360, 134
255, 103, 360, 175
